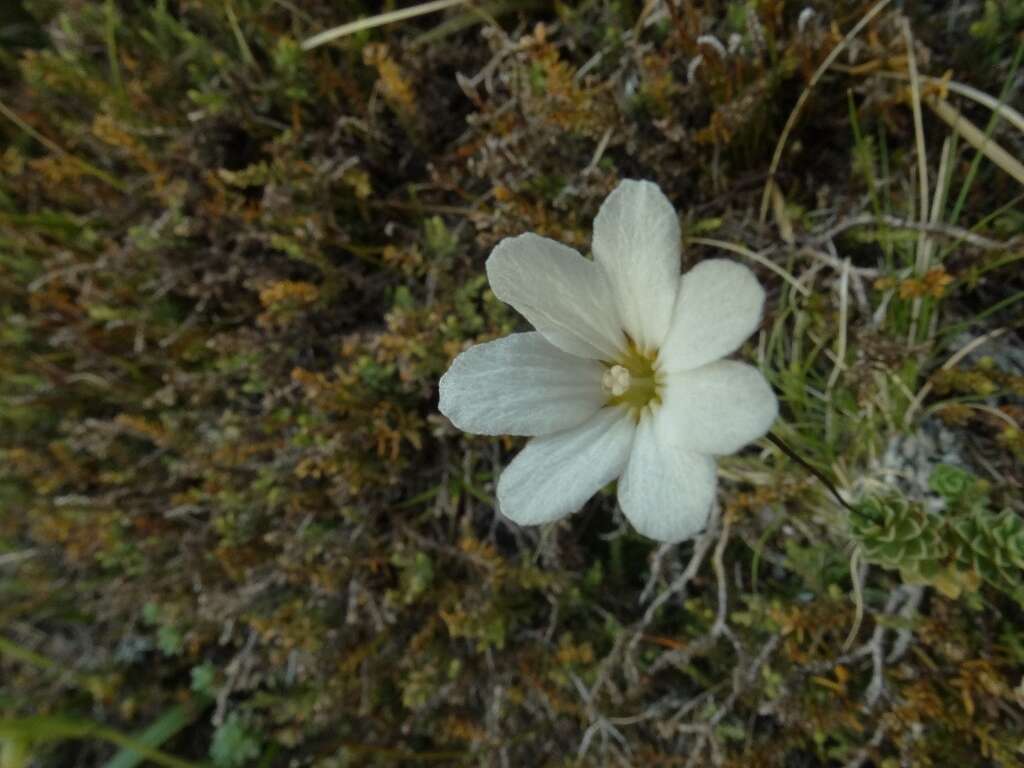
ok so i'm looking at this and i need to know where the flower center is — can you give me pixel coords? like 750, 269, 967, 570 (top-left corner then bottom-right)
602, 340, 662, 418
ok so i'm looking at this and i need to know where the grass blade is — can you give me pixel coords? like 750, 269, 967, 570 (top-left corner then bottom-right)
104, 697, 212, 768
0, 715, 204, 768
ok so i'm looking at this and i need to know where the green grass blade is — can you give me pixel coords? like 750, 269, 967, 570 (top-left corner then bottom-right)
103, 696, 213, 768
0, 716, 203, 768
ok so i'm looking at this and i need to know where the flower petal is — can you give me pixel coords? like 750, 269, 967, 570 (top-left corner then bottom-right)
618, 413, 717, 543
487, 233, 626, 360
438, 332, 606, 437
657, 360, 778, 455
659, 259, 766, 372
497, 407, 635, 526
591, 180, 681, 351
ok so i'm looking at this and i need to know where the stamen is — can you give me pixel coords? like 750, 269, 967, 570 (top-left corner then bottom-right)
602, 365, 632, 397
603, 340, 663, 421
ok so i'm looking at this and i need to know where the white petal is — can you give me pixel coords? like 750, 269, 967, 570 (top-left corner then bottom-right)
618, 413, 717, 543
438, 333, 606, 437
659, 259, 765, 372
657, 361, 778, 455
486, 233, 626, 360
591, 180, 681, 352
497, 407, 635, 526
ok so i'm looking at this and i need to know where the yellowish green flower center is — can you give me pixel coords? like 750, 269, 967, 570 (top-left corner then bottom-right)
602, 340, 662, 418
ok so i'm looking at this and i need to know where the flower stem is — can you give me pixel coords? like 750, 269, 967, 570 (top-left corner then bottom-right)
765, 432, 857, 513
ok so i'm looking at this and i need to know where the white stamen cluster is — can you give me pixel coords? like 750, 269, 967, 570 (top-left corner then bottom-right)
602, 365, 632, 397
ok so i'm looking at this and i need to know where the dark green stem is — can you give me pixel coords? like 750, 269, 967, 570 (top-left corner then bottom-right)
765, 432, 857, 514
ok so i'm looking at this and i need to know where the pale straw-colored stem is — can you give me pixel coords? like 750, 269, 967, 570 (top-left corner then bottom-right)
686, 237, 810, 297
926, 97, 1024, 187
301, 0, 467, 50
759, 0, 892, 223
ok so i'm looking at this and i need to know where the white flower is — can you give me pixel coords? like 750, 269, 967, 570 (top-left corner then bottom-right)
438, 180, 778, 543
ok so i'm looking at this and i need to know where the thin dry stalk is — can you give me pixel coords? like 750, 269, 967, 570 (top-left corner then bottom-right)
759, 0, 892, 222
686, 237, 810, 296
903, 326, 1007, 426
825, 256, 851, 443
803, 213, 1013, 250
901, 19, 929, 275
910, 136, 952, 341
862, 71, 1024, 136
301, 0, 467, 50
927, 97, 1024, 186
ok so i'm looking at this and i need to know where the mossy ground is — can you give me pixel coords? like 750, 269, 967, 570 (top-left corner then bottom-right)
1, 1, 1023, 766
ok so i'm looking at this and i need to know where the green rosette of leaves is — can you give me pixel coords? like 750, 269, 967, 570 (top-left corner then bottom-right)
949, 508, 1024, 604
849, 495, 950, 585
928, 464, 973, 500
928, 463, 989, 511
